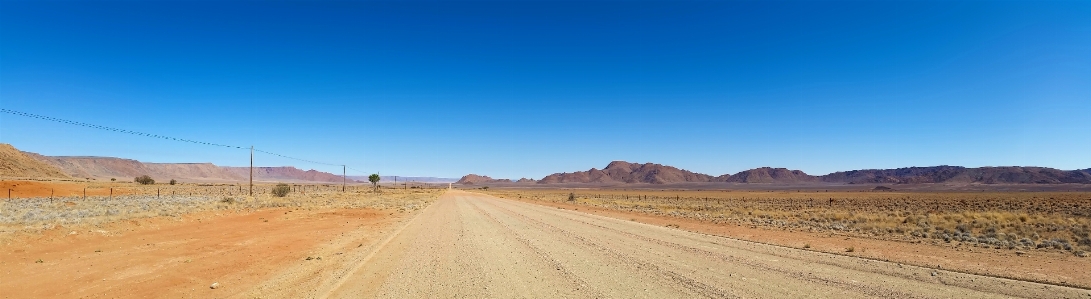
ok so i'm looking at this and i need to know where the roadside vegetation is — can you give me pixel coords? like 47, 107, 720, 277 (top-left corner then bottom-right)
0, 183, 442, 236
482, 189, 1091, 256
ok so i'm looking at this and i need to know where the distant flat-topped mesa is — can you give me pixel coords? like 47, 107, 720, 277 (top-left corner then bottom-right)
2, 143, 360, 183
0, 143, 70, 179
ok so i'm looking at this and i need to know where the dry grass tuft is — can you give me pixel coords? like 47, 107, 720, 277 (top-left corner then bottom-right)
0, 185, 442, 236
483, 189, 1091, 253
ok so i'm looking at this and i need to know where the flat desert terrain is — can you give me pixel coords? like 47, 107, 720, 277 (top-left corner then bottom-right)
2, 181, 1089, 298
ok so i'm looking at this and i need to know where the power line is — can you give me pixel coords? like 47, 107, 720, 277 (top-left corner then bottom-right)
2, 108, 244, 149
2, 108, 368, 173
253, 149, 342, 167
346, 166, 371, 176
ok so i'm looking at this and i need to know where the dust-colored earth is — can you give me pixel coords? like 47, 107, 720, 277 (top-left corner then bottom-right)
0, 206, 415, 298
506, 195, 1091, 289
1, 180, 143, 198
3, 190, 1090, 298
328, 191, 1087, 298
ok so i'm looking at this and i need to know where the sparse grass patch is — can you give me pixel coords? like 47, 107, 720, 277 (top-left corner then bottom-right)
480, 189, 1091, 254
0, 186, 442, 235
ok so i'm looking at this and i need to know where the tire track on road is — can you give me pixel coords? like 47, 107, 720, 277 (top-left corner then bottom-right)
477, 197, 741, 299
464, 198, 605, 298
501, 199, 925, 298
493, 194, 1090, 299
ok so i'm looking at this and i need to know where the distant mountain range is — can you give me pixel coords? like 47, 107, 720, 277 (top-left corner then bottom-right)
6, 142, 1087, 186
2, 143, 359, 183
347, 176, 458, 184
0, 143, 456, 184
458, 161, 1091, 185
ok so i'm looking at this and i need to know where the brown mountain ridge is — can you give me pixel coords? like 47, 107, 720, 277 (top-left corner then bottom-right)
1, 144, 357, 183
458, 161, 1091, 185
0, 143, 70, 179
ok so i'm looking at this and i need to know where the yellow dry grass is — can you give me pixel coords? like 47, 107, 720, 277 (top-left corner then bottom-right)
480, 188, 1091, 254
0, 182, 443, 237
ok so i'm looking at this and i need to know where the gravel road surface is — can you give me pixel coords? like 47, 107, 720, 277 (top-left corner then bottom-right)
325, 191, 1090, 298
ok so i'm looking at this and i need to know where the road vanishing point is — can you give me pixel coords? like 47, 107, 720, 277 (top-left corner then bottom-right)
318, 191, 1088, 298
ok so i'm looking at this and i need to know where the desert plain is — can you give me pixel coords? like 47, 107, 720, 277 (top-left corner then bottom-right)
1, 177, 1090, 298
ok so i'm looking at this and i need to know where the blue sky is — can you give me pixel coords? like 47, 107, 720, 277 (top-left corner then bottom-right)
2, 1, 1089, 179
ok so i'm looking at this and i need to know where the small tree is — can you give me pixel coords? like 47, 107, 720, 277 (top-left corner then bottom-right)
169, 179, 177, 185
134, 175, 155, 185
110, 178, 116, 182
272, 183, 291, 197
368, 174, 381, 191
568, 192, 576, 202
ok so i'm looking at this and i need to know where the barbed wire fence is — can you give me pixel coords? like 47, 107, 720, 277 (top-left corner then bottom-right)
2, 108, 381, 197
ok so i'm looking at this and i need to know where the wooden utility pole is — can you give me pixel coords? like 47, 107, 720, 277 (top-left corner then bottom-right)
342, 165, 346, 192
249, 146, 254, 197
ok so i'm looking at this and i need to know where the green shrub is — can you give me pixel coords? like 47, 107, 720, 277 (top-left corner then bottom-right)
169, 179, 177, 185
272, 184, 291, 197
134, 175, 155, 185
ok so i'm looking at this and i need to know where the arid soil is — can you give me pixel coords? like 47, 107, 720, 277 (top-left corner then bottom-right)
1, 180, 375, 198
0, 182, 440, 299
506, 195, 1091, 288
1, 207, 414, 298
4, 187, 1089, 298
328, 191, 1089, 298
2, 180, 142, 198
482, 188, 1091, 289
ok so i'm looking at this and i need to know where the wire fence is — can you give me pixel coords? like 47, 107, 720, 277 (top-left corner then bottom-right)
1, 108, 381, 196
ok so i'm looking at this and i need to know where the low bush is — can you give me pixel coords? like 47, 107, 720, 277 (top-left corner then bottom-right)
134, 175, 155, 185
272, 184, 291, 197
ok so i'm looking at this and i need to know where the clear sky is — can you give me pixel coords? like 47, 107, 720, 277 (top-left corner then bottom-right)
2, 1, 1089, 179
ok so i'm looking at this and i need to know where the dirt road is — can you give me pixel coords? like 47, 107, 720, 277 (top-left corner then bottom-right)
327, 191, 1089, 298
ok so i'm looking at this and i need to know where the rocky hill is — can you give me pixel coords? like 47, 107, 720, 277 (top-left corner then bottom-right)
0, 143, 70, 179
723, 167, 816, 183
456, 174, 512, 184
538, 161, 714, 184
